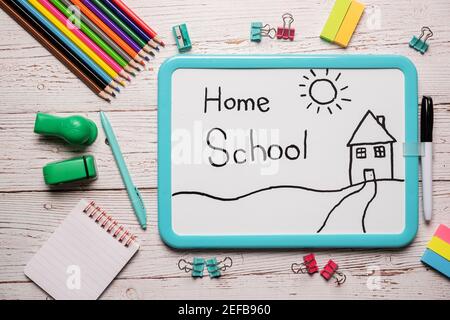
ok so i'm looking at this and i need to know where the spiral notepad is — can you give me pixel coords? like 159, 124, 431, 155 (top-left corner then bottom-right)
24, 199, 140, 300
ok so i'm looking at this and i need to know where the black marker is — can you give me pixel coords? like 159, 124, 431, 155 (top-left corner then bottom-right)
421, 96, 433, 222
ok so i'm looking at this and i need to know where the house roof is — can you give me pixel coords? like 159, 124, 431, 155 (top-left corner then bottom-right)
347, 110, 397, 146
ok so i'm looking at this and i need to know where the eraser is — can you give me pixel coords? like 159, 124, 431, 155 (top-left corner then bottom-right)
421, 248, 450, 278
334, 0, 365, 47
427, 236, 450, 261
434, 224, 450, 244
320, 0, 352, 42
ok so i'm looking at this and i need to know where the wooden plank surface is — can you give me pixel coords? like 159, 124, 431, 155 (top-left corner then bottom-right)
1, 0, 449, 299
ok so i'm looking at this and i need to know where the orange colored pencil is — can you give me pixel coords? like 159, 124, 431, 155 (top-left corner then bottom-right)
68, 0, 148, 61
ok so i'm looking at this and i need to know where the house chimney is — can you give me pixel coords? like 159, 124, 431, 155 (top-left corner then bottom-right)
376, 115, 385, 127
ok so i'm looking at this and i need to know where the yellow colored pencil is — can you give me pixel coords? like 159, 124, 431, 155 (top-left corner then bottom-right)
28, 0, 123, 83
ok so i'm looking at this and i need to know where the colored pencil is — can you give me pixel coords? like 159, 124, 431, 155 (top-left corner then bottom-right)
29, 0, 126, 85
50, 0, 138, 73
110, 0, 164, 46
1, 0, 113, 102
69, 0, 150, 60
100, 0, 158, 50
102, 0, 159, 51
59, 0, 144, 67
81, 0, 153, 54
14, 0, 121, 94
38, 0, 132, 80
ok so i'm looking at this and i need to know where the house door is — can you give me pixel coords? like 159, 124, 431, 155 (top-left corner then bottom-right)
363, 169, 376, 182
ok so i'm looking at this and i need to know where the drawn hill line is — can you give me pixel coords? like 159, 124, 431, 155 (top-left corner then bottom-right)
172, 178, 403, 201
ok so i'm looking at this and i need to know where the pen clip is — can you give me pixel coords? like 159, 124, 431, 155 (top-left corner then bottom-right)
134, 187, 145, 210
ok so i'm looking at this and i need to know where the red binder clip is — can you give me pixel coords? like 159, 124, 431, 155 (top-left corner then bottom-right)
276, 13, 295, 41
303, 253, 319, 274
291, 253, 318, 275
321, 259, 346, 285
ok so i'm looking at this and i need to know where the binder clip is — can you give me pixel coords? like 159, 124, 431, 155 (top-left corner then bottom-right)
206, 257, 233, 278
250, 22, 276, 42
276, 13, 295, 41
409, 27, 433, 54
172, 23, 192, 52
291, 253, 319, 275
178, 257, 205, 278
320, 259, 346, 285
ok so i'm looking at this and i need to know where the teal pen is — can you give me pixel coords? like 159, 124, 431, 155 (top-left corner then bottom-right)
100, 111, 147, 229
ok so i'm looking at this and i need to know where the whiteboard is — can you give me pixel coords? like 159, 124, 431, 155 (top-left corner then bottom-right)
158, 55, 419, 248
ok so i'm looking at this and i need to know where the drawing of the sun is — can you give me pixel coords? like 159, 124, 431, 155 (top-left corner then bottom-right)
299, 69, 351, 114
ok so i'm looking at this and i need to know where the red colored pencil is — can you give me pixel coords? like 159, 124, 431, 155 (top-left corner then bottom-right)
110, 0, 164, 46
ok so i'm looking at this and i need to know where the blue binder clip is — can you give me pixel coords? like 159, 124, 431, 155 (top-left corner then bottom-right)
178, 257, 205, 278
409, 27, 433, 54
172, 23, 192, 52
250, 22, 276, 42
206, 257, 233, 278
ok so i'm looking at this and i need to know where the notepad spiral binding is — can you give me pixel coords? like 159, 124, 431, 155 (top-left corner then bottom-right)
83, 201, 137, 247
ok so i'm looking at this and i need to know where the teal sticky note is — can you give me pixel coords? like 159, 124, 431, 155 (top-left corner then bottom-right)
320, 0, 353, 42
421, 248, 450, 278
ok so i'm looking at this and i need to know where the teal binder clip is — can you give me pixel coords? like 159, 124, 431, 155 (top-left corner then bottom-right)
172, 24, 192, 52
409, 27, 433, 54
206, 257, 233, 278
206, 258, 221, 278
191, 257, 206, 278
178, 257, 205, 278
250, 22, 276, 42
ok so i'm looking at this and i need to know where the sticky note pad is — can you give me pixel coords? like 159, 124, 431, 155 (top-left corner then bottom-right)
427, 236, 450, 261
334, 0, 365, 47
434, 224, 450, 244
320, 0, 353, 42
421, 248, 450, 278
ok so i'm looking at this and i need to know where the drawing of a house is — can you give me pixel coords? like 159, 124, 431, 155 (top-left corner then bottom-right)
347, 110, 397, 185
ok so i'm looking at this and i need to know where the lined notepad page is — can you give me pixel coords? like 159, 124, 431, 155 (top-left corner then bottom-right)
24, 199, 140, 300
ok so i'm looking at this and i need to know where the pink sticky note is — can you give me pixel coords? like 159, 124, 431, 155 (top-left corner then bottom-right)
434, 224, 450, 245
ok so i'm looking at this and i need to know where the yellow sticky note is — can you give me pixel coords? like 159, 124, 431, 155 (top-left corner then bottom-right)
428, 236, 450, 261
334, 1, 365, 47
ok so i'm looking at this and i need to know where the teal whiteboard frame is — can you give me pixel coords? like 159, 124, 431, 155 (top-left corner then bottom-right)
158, 55, 418, 249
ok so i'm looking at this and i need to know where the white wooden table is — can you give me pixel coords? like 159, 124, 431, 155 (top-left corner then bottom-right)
1, 0, 449, 300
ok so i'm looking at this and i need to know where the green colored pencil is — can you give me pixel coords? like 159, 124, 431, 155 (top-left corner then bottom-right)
50, 0, 137, 73
90, 0, 150, 50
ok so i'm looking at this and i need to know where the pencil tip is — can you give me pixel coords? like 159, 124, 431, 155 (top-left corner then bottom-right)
144, 56, 150, 61
149, 52, 155, 57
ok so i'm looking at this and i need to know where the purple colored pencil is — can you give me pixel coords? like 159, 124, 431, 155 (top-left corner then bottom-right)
103, 0, 151, 44
80, 0, 142, 53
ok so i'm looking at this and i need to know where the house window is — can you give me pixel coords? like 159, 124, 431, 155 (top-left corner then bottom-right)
374, 146, 386, 158
356, 147, 366, 159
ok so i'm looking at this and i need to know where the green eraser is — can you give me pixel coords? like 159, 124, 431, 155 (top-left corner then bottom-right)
43, 155, 97, 185
320, 0, 353, 42
34, 112, 98, 146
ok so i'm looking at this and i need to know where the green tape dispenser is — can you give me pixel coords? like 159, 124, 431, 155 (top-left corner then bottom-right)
34, 112, 98, 146
43, 155, 98, 185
